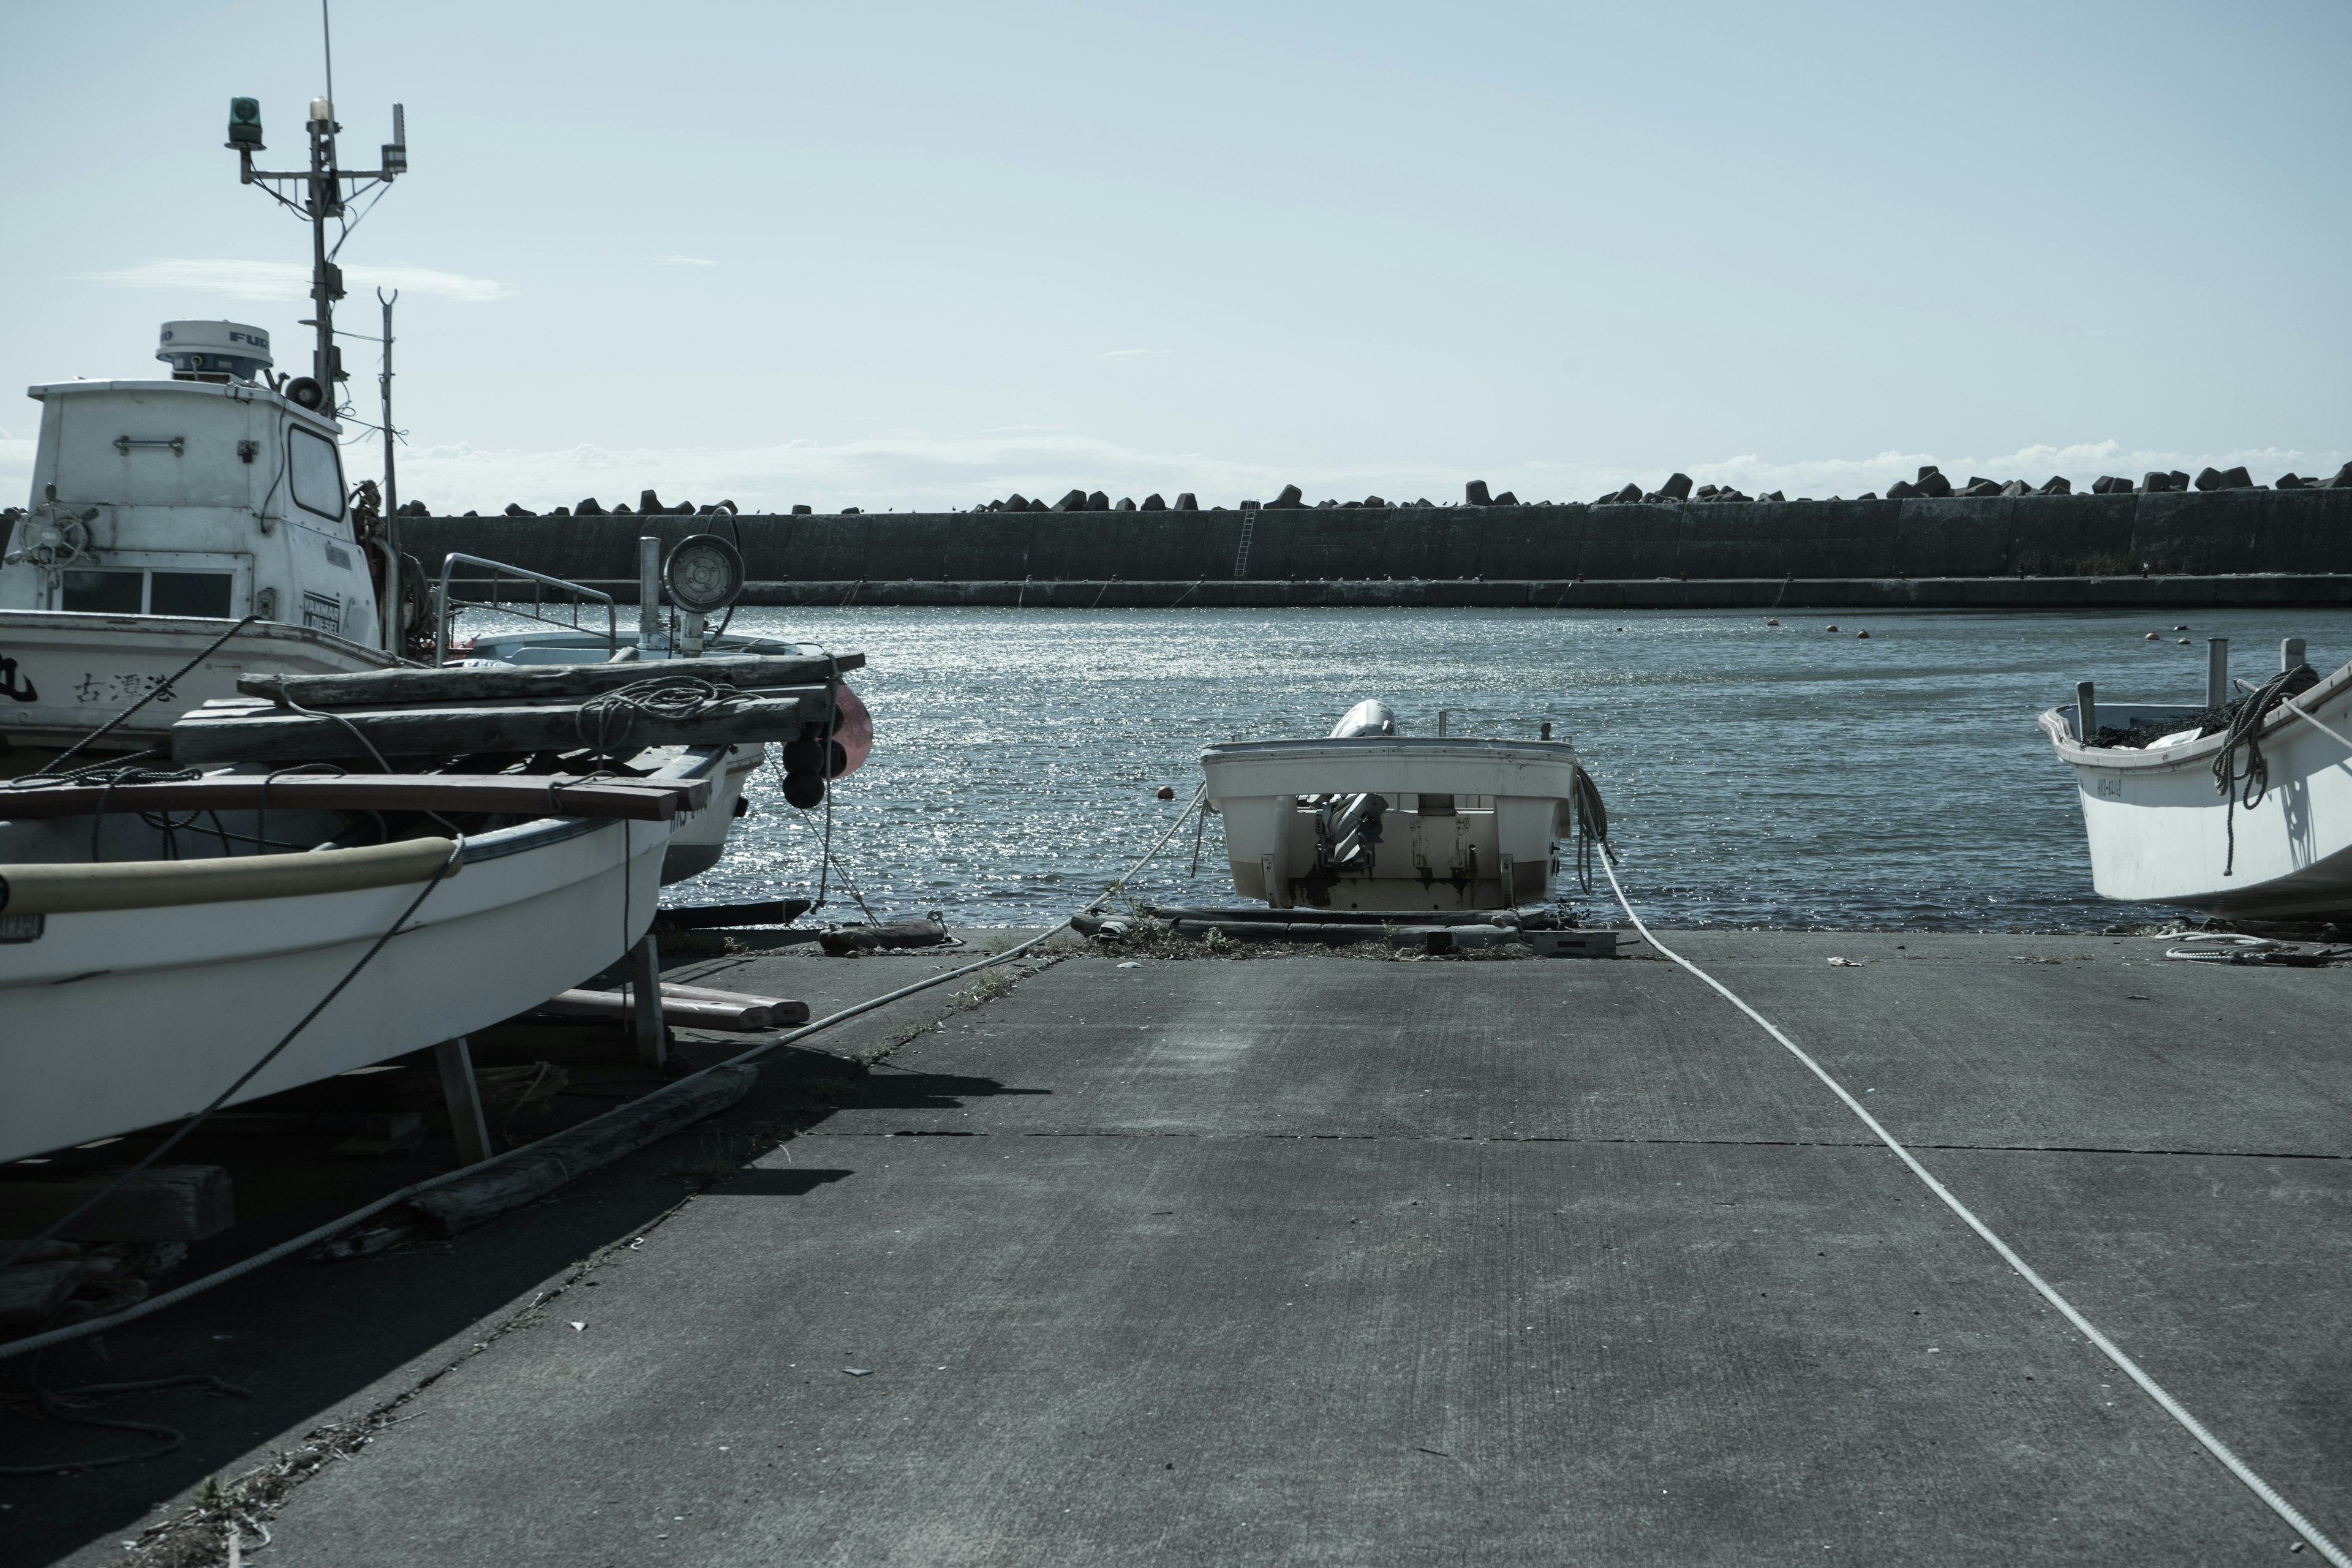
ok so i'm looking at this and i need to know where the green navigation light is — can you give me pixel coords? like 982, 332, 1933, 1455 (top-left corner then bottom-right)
227, 97, 263, 150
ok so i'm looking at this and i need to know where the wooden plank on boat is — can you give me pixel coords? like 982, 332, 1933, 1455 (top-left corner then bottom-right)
236, 653, 865, 709
170, 688, 831, 766
0, 1166, 233, 1241
4, 837, 460, 916
0, 773, 710, 823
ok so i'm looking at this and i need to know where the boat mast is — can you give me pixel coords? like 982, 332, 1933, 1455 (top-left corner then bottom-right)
226, 1, 405, 410
379, 287, 402, 652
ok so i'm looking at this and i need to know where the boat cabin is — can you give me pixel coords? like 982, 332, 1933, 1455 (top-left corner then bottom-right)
1, 320, 384, 651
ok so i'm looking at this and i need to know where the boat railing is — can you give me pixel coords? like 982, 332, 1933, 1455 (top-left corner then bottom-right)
434, 552, 619, 666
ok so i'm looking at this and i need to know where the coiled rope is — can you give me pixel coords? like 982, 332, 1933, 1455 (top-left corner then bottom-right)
1594, 846, 2348, 1564
573, 674, 737, 759
2213, 664, 2321, 876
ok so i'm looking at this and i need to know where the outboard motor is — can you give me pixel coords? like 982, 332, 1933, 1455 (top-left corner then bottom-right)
1317, 790, 1385, 869
1308, 699, 1396, 883
1330, 698, 1396, 739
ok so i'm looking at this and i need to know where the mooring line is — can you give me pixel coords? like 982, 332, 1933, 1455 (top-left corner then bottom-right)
1596, 849, 2348, 1564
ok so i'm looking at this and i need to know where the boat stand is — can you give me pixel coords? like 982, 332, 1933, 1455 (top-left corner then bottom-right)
628, 934, 667, 1069
433, 1036, 494, 1167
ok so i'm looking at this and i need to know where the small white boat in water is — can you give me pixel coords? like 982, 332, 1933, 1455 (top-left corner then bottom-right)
2041, 636, 2352, 918
1201, 699, 1604, 911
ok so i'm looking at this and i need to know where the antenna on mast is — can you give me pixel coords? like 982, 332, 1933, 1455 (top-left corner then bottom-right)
224, 0, 405, 417
377, 286, 404, 654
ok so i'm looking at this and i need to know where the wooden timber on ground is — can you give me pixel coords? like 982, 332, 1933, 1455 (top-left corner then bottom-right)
170, 688, 832, 766
405, 1065, 758, 1234
654, 898, 812, 929
235, 653, 864, 709
0, 1166, 232, 1242
0, 1257, 83, 1325
0, 772, 710, 823
539, 984, 810, 1031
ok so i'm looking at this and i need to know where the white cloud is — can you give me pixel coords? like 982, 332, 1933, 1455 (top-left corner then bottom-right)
85, 258, 515, 303
1097, 349, 1167, 360
650, 255, 718, 267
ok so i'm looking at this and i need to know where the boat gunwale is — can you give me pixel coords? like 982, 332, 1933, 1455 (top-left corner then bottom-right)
2040, 658, 2352, 773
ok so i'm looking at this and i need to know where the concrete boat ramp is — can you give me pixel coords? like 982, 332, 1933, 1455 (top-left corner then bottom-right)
12, 930, 2352, 1564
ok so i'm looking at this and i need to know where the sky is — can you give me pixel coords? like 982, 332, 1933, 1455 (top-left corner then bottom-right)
2, 1, 2346, 515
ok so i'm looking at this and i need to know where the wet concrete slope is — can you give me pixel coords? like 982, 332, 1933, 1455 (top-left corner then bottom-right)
262, 933, 2352, 1565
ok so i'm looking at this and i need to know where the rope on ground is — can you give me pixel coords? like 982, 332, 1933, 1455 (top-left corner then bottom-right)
0, 783, 1210, 1365
1594, 846, 2350, 1566
0, 1362, 251, 1478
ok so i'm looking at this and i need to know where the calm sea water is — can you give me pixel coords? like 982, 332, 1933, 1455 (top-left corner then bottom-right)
662, 606, 2352, 932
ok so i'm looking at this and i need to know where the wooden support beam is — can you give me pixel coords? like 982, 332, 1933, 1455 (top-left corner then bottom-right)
170, 689, 830, 766
236, 653, 863, 709
629, 934, 666, 1069
434, 1037, 494, 1166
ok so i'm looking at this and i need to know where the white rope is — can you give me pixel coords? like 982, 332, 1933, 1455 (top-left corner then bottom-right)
1595, 848, 2348, 1564
2274, 688, 2352, 755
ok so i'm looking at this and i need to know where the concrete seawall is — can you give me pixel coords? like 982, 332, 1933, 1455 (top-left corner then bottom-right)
404, 488, 2352, 608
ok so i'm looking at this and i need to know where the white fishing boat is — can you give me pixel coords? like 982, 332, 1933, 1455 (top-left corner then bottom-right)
2040, 636, 2352, 918
0, 755, 713, 1164
0, 642, 850, 1161
0, 330, 402, 756
0, 73, 873, 1170
1200, 699, 1605, 911
0, 91, 867, 884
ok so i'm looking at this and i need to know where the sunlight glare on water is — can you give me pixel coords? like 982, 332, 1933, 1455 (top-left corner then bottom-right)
673, 605, 2352, 931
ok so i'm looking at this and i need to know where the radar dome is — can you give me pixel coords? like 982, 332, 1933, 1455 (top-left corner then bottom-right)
157, 320, 273, 383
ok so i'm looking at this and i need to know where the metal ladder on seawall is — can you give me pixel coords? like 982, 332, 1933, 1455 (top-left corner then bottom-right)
1232, 508, 1256, 578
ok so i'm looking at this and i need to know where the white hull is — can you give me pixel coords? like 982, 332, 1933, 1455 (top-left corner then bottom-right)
0, 753, 718, 1163
0, 609, 391, 751
663, 743, 766, 883
1201, 737, 1585, 911
2041, 662, 2352, 916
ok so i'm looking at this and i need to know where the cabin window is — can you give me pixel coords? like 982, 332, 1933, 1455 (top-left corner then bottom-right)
59, 568, 235, 617
287, 426, 345, 520
151, 571, 235, 618
61, 570, 145, 614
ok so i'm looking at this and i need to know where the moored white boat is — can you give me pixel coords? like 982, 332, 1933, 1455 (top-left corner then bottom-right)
2041, 640, 2352, 917
1201, 700, 1603, 911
